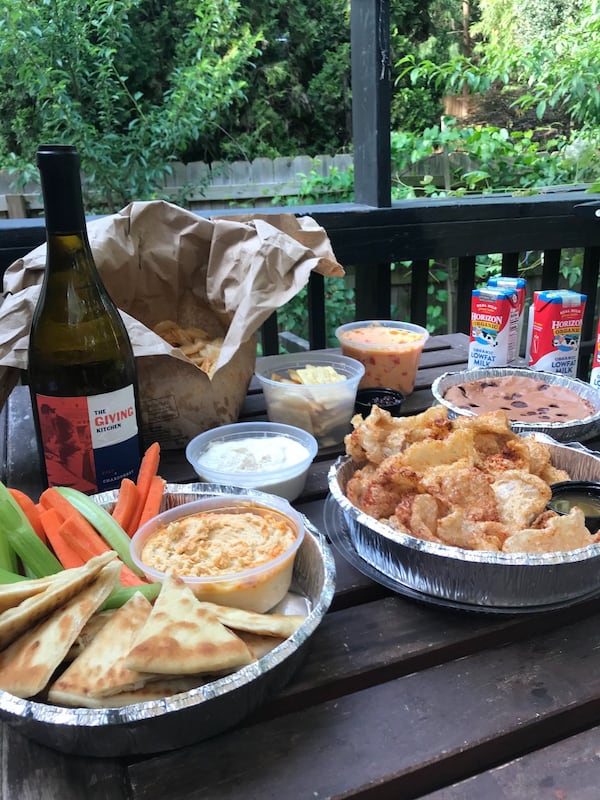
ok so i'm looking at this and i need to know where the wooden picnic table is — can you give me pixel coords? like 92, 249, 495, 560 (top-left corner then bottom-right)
2, 331, 600, 800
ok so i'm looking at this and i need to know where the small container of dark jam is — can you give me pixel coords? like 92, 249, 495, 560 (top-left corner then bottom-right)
354, 387, 404, 418
547, 480, 600, 534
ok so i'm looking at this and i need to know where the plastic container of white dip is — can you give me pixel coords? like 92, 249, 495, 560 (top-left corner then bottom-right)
185, 422, 318, 502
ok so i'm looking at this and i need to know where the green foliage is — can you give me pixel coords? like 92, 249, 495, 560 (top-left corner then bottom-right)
390, 0, 470, 133
190, 0, 472, 159
271, 162, 355, 206
397, 1, 600, 130
275, 280, 356, 350
0, 0, 260, 209
473, 0, 586, 50
389, 120, 600, 197
208, 0, 352, 162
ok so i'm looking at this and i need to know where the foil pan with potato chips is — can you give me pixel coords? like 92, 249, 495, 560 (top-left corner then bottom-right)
328, 436, 600, 610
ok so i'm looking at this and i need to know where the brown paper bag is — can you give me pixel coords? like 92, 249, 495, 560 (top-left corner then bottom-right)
0, 201, 344, 449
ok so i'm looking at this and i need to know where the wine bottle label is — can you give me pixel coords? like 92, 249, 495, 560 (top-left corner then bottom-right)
34, 385, 140, 493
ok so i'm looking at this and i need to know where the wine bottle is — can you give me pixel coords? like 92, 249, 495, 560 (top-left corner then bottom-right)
28, 144, 142, 494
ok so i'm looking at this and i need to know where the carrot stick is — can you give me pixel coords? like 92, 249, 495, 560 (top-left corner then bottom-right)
136, 475, 166, 532
39, 487, 102, 542
128, 442, 161, 534
57, 516, 145, 586
58, 515, 107, 559
111, 478, 140, 533
117, 563, 147, 587
39, 508, 85, 570
40, 486, 85, 518
8, 488, 47, 544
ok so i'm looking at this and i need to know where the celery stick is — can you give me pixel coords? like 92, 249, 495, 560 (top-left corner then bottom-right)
0, 566, 26, 584
55, 487, 144, 577
100, 581, 161, 611
0, 483, 62, 577
0, 525, 18, 574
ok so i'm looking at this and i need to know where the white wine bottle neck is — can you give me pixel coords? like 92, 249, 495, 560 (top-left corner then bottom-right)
37, 144, 88, 234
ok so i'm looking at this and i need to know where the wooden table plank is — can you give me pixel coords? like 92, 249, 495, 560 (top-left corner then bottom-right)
420, 724, 600, 800
0, 725, 128, 800
127, 613, 600, 800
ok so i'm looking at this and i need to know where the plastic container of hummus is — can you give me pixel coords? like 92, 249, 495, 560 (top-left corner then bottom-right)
335, 320, 429, 395
185, 422, 318, 502
130, 493, 305, 612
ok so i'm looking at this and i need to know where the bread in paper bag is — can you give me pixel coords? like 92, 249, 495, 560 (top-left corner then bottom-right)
0, 200, 344, 449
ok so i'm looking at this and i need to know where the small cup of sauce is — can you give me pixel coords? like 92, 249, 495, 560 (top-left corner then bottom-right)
548, 480, 600, 533
354, 387, 404, 417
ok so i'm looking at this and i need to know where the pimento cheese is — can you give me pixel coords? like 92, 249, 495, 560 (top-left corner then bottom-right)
141, 508, 296, 577
338, 325, 426, 394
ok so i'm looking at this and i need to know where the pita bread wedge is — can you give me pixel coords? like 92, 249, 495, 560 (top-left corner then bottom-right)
50, 675, 211, 708
236, 631, 286, 660
0, 573, 65, 614
197, 601, 306, 639
48, 592, 158, 702
124, 573, 253, 675
0, 560, 121, 698
0, 551, 117, 651
65, 608, 117, 661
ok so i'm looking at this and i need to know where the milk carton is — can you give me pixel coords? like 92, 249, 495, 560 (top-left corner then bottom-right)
467, 286, 520, 369
487, 276, 527, 355
527, 289, 586, 378
590, 319, 600, 390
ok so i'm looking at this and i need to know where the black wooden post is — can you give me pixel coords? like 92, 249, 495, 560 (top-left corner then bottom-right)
351, 0, 392, 207
351, 0, 393, 319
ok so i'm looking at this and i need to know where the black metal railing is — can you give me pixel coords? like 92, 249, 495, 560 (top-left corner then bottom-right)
2, 188, 600, 376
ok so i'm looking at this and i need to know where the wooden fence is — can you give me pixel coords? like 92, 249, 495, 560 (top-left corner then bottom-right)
0, 154, 354, 218
0, 151, 477, 218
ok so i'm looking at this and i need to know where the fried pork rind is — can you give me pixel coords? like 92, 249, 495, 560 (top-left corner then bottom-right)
512, 437, 570, 484
453, 410, 515, 456
436, 509, 507, 551
341, 405, 592, 555
479, 438, 532, 476
390, 493, 443, 542
537, 464, 571, 484
345, 464, 404, 520
419, 461, 499, 523
399, 429, 477, 470
491, 470, 552, 530
502, 507, 596, 553
344, 405, 451, 465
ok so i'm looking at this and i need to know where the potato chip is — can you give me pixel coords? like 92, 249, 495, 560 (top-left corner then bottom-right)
294, 365, 345, 385
153, 320, 224, 376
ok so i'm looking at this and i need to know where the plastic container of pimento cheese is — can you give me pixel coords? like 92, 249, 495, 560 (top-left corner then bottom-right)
335, 320, 429, 395
130, 493, 305, 613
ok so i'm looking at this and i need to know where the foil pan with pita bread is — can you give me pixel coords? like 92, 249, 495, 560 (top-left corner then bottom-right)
328, 436, 600, 611
0, 484, 335, 757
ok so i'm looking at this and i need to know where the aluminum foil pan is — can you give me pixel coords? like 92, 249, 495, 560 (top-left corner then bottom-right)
0, 483, 336, 757
431, 366, 600, 442
328, 437, 600, 609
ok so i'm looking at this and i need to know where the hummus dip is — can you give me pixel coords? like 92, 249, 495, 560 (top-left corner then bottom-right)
141, 508, 297, 577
